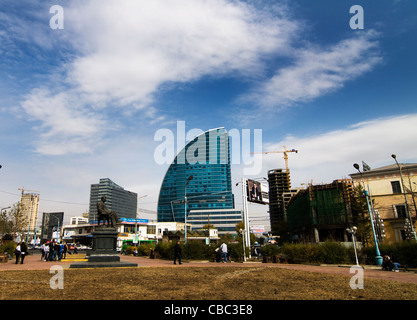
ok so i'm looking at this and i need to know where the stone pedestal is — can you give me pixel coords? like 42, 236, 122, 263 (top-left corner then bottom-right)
70, 227, 137, 268
89, 228, 119, 262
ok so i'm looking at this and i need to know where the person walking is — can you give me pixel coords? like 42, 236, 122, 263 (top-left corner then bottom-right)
174, 241, 182, 265
63, 243, 68, 259
41, 243, 46, 261
43, 243, 49, 261
15, 243, 21, 264
48, 241, 54, 261
20, 241, 28, 264
220, 242, 228, 263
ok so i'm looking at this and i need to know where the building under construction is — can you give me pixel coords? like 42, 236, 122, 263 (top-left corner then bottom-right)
268, 169, 299, 234
286, 179, 354, 243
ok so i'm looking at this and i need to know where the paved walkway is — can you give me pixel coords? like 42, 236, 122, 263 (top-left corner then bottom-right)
2, 254, 417, 284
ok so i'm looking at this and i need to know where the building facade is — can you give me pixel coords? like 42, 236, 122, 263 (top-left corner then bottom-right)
286, 180, 354, 243
350, 163, 417, 243
267, 169, 293, 234
20, 192, 40, 241
157, 127, 238, 234
41, 212, 64, 244
89, 178, 137, 222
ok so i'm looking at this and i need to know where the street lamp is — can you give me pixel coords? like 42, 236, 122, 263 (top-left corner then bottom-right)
240, 228, 247, 262
236, 178, 251, 253
184, 175, 193, 244
346, 226, 359, 266
391, 154, 417, 240
135, 195, 148, 244
353, 163, 383, 265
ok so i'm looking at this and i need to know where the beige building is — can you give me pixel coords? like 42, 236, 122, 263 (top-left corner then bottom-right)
350, 163, 417, 243
20, 192, 40, 241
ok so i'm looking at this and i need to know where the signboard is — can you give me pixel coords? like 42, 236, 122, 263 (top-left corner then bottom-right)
250, 226, 265, 234
247, 179, 269, 205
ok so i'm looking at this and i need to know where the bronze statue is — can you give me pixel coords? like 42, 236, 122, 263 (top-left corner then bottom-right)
96, 196, 118, 228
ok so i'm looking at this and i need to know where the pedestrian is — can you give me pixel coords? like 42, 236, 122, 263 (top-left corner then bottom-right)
20, 241, 28, 264
48, 241, 54, 261
41, 243, 45, 261
220, 242, 227, 263
43, 243, 49, 261
174, 241, 182, 265
53, 242, 60, 261
15, 242, 21, 264
389, 256, 401, 272
62, 243, 68, 259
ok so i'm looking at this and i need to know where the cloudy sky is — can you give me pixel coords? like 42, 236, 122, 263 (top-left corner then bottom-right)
0, 0, 416, 226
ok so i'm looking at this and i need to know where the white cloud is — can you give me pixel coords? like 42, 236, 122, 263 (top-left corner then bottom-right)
243, 30, 382, 108
259, 114, 417, 185
20, 88, 107, 155
64, 0, 297, 107
14, 0, 300, 155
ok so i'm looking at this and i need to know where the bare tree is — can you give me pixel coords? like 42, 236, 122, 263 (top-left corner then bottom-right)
0, 202, 28, 242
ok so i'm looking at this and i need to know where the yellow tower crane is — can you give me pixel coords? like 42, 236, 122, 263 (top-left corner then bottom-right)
250, 145, 298, 172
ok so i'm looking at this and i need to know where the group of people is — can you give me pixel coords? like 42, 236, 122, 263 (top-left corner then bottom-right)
382, 254, 401, 272
40, 241, 73, 262
14, 241, 28, 264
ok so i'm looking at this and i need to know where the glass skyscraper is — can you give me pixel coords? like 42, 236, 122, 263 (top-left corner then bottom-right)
89, 178, 137, 223
157, 127, 240, 234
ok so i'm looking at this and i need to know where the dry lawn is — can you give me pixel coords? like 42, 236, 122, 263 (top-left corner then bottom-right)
1, 266, 417, 300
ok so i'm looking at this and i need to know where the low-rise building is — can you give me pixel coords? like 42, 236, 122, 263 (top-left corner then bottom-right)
350, 163, 417, 243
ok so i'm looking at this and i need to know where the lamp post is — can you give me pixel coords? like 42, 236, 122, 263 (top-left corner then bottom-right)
391, 154, 417, 241
184, 175, 193, 244
236, 178, 251, 253
135, 195, 148, 244
346, 226, 359, 266
353, 163, 382, 265
240, 228, 247, 262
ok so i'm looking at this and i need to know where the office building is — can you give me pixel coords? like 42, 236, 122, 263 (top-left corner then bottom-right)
157, 127, 238, 235
89, 178, 137, 223
41, 212, 64, 243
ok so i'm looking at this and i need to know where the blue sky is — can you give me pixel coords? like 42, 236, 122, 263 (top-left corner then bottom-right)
0, 0, 416, 227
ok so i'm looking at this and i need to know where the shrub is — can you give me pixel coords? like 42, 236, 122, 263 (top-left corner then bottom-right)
0, 242, 17, 257
281, 242, 349, 264
364, 241, 417, 267
317, 241, 349, 264
260, 244, 280, 257
155, 242, 175, 259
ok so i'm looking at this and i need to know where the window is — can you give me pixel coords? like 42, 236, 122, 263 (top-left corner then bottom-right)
395, 205, 407, 218
391, 181, 402, 194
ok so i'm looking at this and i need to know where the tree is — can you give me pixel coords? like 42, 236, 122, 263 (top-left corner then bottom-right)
350, 185, 372, 246
0, 202, 28, 242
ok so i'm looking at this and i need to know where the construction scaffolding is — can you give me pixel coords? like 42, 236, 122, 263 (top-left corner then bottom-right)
286, 180, 353, 242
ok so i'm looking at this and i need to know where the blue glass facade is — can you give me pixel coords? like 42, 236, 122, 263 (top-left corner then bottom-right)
157, 128, 235, 223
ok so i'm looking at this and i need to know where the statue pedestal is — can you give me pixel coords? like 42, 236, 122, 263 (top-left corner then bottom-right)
89, 228, 119, 262
70, 227, 138, 268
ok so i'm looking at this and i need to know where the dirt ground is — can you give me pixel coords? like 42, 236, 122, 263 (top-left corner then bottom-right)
1, 265, 417, 300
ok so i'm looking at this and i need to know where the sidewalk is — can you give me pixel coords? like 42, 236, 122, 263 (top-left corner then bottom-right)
2, 254, 417, 285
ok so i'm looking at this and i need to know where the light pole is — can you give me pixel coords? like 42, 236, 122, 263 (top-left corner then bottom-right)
236, 178, 251, 253
240, 228, 247, 262
346, 226, 359, 266
353, 163, 382, 265
135, 195, 148, 244
392, 154, 417, 240
184, 175, 193, 244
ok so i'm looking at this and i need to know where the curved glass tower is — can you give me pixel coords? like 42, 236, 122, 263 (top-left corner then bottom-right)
157, 127, 235, 224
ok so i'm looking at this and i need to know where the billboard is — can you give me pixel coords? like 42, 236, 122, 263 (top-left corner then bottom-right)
246, 179, 269, 205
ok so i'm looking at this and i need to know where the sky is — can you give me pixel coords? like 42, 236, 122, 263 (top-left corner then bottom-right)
0, 0, 416, 228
